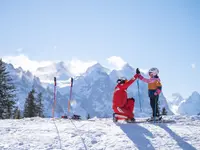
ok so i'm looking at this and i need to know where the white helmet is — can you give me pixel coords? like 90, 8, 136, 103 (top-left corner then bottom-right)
148, 68, 159, 76
117, 77, 127, 84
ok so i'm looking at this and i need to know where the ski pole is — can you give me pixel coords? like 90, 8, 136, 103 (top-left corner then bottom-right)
137, 79, 142, 112
52, 77, 57, 118
68, 77, 73, 113
154, 97, 157, 123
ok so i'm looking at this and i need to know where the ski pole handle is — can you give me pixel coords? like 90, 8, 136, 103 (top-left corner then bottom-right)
71, 77, 73, 87
54, 77, 57, 86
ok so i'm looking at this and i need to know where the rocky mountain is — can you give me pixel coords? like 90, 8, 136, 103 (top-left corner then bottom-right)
5, 61, 173, 118
5, 63, 66, 117
166, 93, 185, 114
178, 91, 200, 115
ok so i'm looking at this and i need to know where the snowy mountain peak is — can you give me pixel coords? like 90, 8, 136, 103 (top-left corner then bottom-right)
166, 93, 184, 114
36, 61, 68, 73
169, 93, 184, 103
35, 61, 72, 82
86, 63, 109, 74
122, 63, 134, 71
109, 63, 135, 81
178, 91, 200, 115
16, 67, 23, 72
26, 70, 33, 77
54, 61, 67, 71
191, 91, 200, 98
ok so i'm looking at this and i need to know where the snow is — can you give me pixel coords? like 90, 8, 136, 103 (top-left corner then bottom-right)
0, 115, 200, 150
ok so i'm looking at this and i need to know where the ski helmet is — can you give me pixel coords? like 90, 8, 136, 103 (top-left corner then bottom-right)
148, 68, 159, 76
117, 77, 127, 84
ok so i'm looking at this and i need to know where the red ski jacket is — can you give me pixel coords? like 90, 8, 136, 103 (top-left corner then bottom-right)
112, 77, 137, 109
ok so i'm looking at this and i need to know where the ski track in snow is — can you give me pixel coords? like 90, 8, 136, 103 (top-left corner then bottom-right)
0, 116, 200, 150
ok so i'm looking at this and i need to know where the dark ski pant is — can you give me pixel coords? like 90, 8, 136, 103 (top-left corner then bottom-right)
150, 96, 160, 117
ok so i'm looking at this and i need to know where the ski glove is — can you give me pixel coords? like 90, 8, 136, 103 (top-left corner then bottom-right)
154, 89, 161, 96
136, 68, 140, 74
154, 92, 158, 96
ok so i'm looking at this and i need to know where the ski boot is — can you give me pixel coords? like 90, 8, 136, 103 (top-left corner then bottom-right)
113, 113, 118, 122
113, 113, 129, 122
126, 118, 135, 123
147, 116, 162, 122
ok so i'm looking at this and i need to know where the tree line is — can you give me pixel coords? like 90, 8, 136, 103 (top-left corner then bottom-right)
0, 59, 44, 119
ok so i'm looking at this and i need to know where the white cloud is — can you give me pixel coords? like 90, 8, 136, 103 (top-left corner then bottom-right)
67, 59, 97, 76
2, 54, 148, 77
2, 54, 52, 72
107, 56, 127, 70
2, 54, 97, 76
191, 63, 196, 69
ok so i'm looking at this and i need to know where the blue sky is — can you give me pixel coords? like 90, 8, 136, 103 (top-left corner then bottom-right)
0, 0, 200, 98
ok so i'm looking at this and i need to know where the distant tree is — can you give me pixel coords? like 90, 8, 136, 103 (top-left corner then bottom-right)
162, 107, 167, 115
0, 59, 16, 119
13, 107, 21, 119
36, 92, 44, 117
87, 113, 90, 120
24, 89, 36, 117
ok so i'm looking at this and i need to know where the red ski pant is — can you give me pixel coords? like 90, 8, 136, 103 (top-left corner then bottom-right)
113, 98, 135, 119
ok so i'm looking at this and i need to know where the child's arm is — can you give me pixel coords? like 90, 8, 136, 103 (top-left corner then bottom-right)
138, 75, 153, 83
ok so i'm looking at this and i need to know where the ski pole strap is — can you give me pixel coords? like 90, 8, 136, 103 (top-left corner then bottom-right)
54, 77, 57, 86
71, 77, 73, 87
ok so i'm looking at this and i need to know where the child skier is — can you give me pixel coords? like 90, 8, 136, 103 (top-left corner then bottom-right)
112, 74, 139, 123
137, 68, 162, 121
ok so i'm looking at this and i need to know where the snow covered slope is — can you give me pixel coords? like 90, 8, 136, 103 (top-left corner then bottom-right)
0, 115, 200, 150
178, 91, 200, 115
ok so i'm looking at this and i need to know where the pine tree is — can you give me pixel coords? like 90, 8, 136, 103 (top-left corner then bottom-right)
24, 89, 36, 117
87, 113, 90, 120
36, 92, 44, 117
0, 59, 16, 119
162, 107, 167, 115
13, 107, 21, 119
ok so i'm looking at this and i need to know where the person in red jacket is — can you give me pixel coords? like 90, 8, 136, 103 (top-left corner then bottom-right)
112, 74, 139, 122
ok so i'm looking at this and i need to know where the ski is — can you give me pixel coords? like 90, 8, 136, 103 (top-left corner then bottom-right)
146, 119, 176, 123
113, 114, 175, 124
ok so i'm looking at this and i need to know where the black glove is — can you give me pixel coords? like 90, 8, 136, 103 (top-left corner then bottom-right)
136, 68, 140, 74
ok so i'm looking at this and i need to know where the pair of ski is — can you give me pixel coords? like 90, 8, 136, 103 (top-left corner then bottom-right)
113, 114, 175, 124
